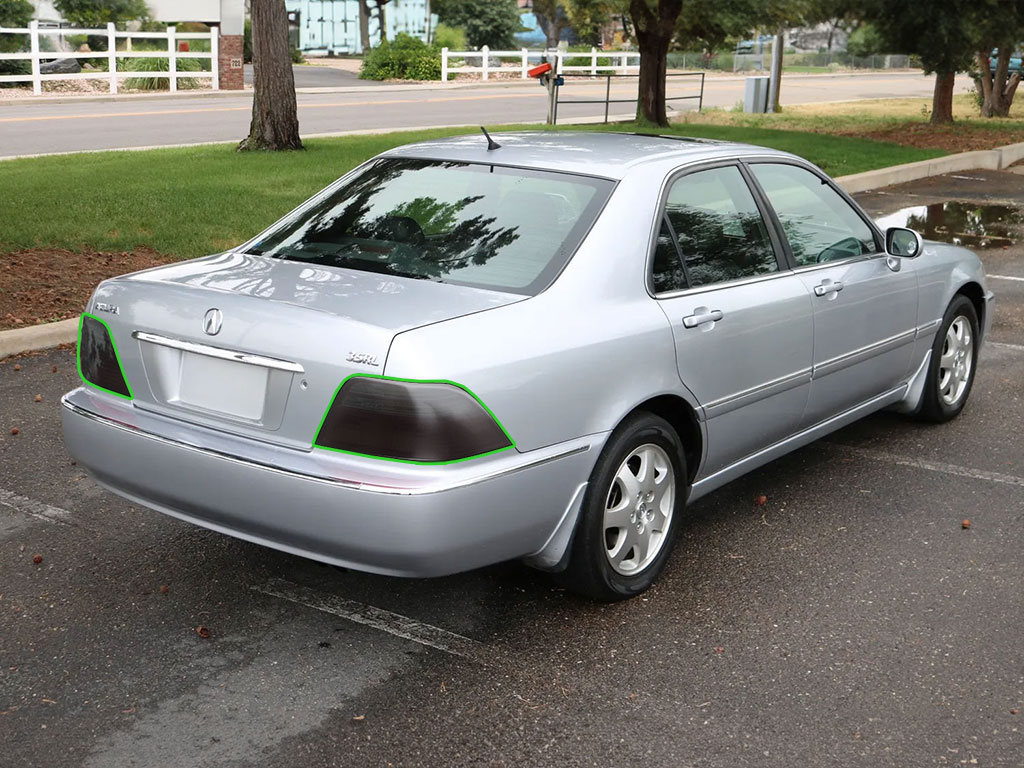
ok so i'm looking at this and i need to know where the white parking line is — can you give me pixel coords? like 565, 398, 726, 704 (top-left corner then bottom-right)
989, 341, 1024, 353
841, 446, 1024, 487
988, 274, 1024, 282
0, 487, 74, 526
252, 577, 490, 664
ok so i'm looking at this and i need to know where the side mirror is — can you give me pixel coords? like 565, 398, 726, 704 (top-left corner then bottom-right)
885, 227, 923, 258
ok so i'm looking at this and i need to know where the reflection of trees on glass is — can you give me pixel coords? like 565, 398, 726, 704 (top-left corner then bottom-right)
652, 219, 687, 293
247, 158, 611, 294
668, 206, 777, 288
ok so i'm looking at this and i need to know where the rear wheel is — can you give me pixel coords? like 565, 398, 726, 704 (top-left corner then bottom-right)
560, 412, 686, 601
918, 295, 979, 423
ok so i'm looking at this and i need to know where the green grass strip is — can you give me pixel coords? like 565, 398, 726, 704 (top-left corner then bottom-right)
0, 122, 945, 259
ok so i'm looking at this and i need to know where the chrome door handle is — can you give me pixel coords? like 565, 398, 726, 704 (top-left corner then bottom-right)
814, 279, 844, 297
682, 308, 724, 329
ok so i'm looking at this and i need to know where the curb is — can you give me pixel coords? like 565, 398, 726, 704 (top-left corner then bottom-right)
2, 138, 1021, 360
836, 142, 1024, 193
0, 318, 77, 360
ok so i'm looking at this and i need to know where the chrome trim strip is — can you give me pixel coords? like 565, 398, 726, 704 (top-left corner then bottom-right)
132, 331, 305, 374
813, 330, 916, 380
689, 383, 907, 503
704, 368, 812, 419
654, 268, 794, 300
61, 397, 588, 497
915, 319, 942, 337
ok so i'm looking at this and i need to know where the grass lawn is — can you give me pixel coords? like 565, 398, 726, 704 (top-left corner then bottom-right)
0, 121, 943, 260
677, 94, 1024, 153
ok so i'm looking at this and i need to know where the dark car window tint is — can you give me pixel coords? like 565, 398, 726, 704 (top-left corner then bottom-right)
750, 163, 877, 267
663, 166, 778, 288
652, 217, 687, 293
246, 158, 613, 296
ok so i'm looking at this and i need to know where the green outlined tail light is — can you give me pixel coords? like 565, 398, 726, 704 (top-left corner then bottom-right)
77, 313, 133, 400
314, 375, 514, 464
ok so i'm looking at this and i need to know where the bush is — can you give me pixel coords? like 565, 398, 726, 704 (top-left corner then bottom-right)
847, 24, 885, 58
432, 23, 466, 51
122, 56, 205, 90
360, 34, 441, 81
0, 0, 32, 84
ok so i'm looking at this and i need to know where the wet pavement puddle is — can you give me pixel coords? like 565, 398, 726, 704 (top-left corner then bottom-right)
875, 201, 1024, 248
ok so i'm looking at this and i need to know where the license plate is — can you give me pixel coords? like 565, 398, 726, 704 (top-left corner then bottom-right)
178, 352, 269, 420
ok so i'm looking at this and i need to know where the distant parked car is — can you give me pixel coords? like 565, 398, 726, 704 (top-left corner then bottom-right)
63, 132, 993, 601
989, 48, 1023, 74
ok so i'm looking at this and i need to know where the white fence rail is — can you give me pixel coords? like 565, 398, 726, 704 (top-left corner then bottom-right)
440, 46, 640, 81
0, 21, 218, 94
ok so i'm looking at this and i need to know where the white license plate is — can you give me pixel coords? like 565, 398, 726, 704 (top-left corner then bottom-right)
178, 353, 269, 420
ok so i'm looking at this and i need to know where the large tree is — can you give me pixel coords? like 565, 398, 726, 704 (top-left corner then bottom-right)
53, 0, 149, 25
630, 0, 683, 126
863, 0, 975, 124
972, 0, 1024, 118
533, 0, 571, 49
433, 0, 523, 49
239, 0, 301, 151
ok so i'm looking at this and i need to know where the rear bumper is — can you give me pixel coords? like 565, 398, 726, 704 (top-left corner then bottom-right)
61, 390, 598, 577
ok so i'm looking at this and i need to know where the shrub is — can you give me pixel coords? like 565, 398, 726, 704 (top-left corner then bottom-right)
122, 55, 204, 90
360, 34, 441, 81
432, 23, 466, 51
0, 0, 32, 84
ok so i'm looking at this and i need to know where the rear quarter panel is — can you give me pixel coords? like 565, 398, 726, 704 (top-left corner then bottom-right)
383, 172, 699, 454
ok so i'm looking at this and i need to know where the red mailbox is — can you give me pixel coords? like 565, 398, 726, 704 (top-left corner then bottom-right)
527, 62, 552, 78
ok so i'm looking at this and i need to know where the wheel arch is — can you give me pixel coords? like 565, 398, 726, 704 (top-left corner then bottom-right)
625, 394, 703, 485
954, 281, 986, 337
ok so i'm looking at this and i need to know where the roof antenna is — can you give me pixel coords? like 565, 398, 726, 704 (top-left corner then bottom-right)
480, 126, 501, 151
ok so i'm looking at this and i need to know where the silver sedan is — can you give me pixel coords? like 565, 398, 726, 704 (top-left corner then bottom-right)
62, 132, 993, 600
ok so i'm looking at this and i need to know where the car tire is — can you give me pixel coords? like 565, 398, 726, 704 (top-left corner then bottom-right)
917, 295, 979, 423
559, 412, 687, 601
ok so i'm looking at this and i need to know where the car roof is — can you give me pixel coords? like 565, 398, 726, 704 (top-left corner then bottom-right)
379, 131, 798, 180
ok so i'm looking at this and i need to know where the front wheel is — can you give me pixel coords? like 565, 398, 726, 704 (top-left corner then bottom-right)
918, 295, 979, 423
559, 412, 687, 601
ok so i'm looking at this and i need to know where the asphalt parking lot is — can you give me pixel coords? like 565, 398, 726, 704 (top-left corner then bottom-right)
2, 171, 1023, 768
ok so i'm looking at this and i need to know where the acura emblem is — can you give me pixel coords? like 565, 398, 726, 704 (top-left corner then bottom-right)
203, 308, 223, 336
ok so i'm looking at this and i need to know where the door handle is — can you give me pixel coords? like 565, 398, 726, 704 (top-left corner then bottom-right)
682, 308, 724, 329
814, 279, 844, 297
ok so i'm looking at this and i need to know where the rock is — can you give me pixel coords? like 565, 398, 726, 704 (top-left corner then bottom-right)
40, 58, 82, 75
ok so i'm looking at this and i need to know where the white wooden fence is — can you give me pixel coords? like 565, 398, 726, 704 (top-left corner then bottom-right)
0, 21, 218, 95
440, 46, 640, 81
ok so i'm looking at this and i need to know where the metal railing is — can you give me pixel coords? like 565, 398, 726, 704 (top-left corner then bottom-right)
553, 72, 705, 124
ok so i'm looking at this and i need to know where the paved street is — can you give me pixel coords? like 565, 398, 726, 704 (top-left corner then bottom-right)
1, 170, 1022, 767
0, 71, 970, 158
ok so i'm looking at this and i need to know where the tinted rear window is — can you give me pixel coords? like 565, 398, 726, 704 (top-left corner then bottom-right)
248, 158, 614, 295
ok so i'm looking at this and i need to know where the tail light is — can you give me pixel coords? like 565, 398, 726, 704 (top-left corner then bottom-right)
314, 375, 514, 464
77, 313, 133, 400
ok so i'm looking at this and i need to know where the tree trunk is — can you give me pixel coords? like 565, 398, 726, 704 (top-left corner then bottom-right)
239, 0, 302, 151
930, 71, 956, 124
630, 0, 683, 127
359, 0, 371, 52
980, 46, 1020, 118
377, 0, 388, 42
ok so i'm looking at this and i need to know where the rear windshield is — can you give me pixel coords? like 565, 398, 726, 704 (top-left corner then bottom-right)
246, 158, 613, 295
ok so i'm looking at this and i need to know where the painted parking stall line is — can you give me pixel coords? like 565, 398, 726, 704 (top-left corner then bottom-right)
988, 274, 1024, 282
0, 487, 74, 526
252, 577, 492, 664
837, 446, 1024, 488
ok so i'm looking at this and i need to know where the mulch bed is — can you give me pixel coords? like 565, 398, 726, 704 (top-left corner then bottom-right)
0, 248, 170, 331
846, 124, 1024, 153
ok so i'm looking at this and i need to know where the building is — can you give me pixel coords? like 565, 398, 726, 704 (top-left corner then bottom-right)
284, 1, 434, 55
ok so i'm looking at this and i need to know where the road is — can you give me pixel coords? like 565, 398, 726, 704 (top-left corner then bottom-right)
0, 71, 970, 158
1, 171, 1023, 766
